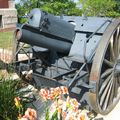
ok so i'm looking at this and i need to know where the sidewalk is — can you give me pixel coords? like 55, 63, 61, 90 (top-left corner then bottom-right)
96, 100, 120, 120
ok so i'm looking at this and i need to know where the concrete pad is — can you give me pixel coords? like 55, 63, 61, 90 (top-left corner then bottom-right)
95, 100, 120, 120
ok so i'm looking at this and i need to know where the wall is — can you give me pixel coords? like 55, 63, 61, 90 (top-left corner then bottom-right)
0, 0, 9, 8
0, 9, 17, 29
0, 0, 17, 30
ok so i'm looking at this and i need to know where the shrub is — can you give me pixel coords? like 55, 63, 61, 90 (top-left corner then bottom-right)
0, 79, 20, 120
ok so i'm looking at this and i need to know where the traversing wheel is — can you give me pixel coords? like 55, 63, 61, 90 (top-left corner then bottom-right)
90, 19, 120, 114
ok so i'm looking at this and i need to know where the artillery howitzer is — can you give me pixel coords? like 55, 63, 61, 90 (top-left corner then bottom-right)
14, 8, 120, 115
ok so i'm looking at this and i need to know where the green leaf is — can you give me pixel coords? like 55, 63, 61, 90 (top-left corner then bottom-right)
50, 110, 58, 120
45, 108, 50, 120
79, 0, 120, 17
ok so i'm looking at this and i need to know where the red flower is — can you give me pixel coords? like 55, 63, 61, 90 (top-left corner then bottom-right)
39, 88, 50, 100
18, 115, 29, 120
60, 86, 69, 95
25, 108, 37, 120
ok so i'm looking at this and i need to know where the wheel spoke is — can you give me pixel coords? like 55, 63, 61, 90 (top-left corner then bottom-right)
99, 76, 113, 107
101, 68, 113, 79
114, 76, 119, 98
117, 75, 120, 85
107, 78, 114, 106
104, 59, 114, 68
102, 79, 113, 110
99, 74, 112, 95
108, 75, 120, 106
113, 27, 120, 57
110, 35, 115, 61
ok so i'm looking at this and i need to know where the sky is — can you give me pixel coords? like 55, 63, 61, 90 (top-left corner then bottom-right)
15, 0, 20, 3
74, 0, 78, 2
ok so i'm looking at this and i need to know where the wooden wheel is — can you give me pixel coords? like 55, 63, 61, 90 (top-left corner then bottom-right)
89, 19, 120, 114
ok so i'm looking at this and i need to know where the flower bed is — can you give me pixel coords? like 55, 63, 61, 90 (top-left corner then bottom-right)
16, 86, 94, 120
0, 78, 99, 120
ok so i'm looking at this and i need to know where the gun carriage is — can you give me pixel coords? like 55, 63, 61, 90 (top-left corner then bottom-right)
14, 8, 120, 114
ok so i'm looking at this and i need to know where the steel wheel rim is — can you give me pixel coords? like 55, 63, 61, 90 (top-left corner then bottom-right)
89, 19, 120, 115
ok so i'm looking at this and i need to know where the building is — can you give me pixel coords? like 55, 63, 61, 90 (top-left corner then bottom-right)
0, 0, 17, 31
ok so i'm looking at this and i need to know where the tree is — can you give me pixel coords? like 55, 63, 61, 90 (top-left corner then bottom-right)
79, 0, 120, 17
114, 0, 120, 13
40, 1, 82, 16
16, 0, 82, 23
15, 0, 39, 23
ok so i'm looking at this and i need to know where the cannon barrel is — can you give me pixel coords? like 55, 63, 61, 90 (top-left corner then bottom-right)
16, 8, 75, 54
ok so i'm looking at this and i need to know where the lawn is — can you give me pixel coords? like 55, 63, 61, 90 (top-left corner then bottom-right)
0, 31, 14, 49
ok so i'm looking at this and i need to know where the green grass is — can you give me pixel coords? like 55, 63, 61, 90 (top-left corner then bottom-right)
0, 31, 14, 49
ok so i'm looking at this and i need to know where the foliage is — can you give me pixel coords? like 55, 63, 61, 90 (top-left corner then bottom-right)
79, 0, 120, 17
0, 78, 33, 120
114, 0, 120, 12
15, 0, 82, 23
14, 90, 37, 120
40, 1, 82, 16
15, 0, 120, 22
0, 79, 20, 120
